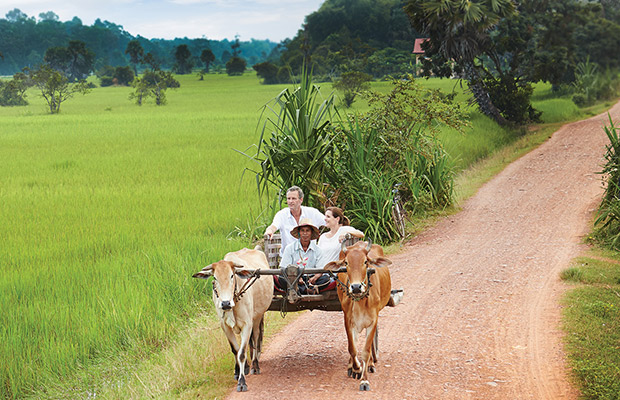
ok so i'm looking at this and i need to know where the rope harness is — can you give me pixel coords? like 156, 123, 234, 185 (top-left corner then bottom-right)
211, 269, 262, 304
328, 263, 375, 302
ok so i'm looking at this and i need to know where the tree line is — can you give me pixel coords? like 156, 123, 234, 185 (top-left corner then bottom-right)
253, 0, 620, 126
0, 8, 277, 76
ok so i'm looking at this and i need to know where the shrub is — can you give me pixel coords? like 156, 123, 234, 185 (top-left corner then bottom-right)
242, 65, 337, 209
333, 71, 372, 108
253, 62, 279, 84
114, 66, 134, 86
484, 74, 542, 125
0, 71, 30, 106
226, 57, 246, 76
594, 115, 620, 249
100, 76, 114, 87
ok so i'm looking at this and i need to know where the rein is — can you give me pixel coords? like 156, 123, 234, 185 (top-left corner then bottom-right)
233, 269, 261, 303
211, 269, 262, 303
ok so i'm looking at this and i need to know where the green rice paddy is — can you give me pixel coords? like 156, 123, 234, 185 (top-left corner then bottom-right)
0, 72, 585, 398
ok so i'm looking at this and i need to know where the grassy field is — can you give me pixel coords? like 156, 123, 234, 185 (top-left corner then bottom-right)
0, 72, 602, 399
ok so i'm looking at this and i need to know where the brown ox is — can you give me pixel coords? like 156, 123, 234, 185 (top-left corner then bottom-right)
193, 248, 273, 392
324, 240, 392, 391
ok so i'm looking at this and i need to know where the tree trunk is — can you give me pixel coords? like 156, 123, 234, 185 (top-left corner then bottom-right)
464, 63, 509, 126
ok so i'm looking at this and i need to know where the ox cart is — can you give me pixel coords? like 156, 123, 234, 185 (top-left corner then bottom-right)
259, 234, 403, 313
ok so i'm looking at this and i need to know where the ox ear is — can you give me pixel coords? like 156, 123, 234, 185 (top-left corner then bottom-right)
323, 260, 344, 271
368, 257, 392, 268
235, 268, 254, 279
193, 264, 214, 279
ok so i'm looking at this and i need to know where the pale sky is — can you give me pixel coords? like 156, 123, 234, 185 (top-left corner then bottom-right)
0, 0, 326, 42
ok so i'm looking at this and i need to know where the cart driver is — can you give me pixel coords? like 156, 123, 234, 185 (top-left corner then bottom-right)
276, 219, 330, 294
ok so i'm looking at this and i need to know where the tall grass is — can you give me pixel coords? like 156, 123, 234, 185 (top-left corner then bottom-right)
0, 74, 288, 399
0, 73, 595, 398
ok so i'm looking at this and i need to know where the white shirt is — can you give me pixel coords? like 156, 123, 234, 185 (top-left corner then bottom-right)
316, 225, 359, 268
271, 206, 325, 256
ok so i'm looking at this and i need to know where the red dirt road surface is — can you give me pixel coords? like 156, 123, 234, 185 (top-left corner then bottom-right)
226, 102, 620, 400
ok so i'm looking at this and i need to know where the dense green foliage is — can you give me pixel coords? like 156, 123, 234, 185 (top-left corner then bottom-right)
266, 0, 418, 80
594, 116, 620, 248
0, 9, 276, 75
246, 69, 465, 243
404, 0, 620, 125
244, 68, 338, 207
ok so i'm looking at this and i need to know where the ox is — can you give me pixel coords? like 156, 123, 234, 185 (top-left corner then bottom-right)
193, 247, 273, 392
324, 240, 392, 391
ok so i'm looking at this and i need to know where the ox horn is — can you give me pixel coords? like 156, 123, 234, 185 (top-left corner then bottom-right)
341, 240, 348, 254
365, 238, 372, 252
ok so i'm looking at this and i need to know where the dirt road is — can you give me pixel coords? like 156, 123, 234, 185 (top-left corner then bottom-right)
227, 102, 620, 399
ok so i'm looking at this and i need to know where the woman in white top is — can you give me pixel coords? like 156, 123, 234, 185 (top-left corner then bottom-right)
317, 207, 364, 268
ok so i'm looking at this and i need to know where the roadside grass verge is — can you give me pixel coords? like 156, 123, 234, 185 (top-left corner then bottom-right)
560, 248, 620, 399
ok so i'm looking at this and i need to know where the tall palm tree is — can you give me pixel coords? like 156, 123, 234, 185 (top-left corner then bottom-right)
405, 0, 516, 125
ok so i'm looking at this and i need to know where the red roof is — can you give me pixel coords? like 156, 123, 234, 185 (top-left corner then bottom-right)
412, 38, 429, 54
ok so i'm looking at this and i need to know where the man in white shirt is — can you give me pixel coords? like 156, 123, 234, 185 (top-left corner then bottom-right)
264, 186, 325, 257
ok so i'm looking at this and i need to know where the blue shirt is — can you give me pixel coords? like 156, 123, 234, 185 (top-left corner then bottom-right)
279, 239, 322, 269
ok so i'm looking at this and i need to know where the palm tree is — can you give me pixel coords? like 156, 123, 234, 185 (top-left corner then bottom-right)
405, 0, 516, 125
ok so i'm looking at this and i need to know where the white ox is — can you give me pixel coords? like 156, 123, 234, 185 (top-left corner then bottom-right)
193, 247, 273, 392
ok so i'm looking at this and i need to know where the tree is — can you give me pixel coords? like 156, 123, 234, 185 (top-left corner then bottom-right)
44, 46, 71, 74
200, 48, 215, 73
38, 11, 59, 21
66, 40, 95, 81
253, 62, 279, 84
5, 8, 28, 22
404, 0, 516, 125
125, 40, 144, 75
226, 56, 246, 76
27, 64, 90, 113
173, 44, 193, 74
44, 41, 94, 82
114, 66, 134, 86
333, 70, 372, 107
231, 35, 241, 57
129, 70, 179, 106
0, 69, 31, 106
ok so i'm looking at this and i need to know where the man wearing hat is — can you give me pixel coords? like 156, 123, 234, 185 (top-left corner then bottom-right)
278, 218, 330, 294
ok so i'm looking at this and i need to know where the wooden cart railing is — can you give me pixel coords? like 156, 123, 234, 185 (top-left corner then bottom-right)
262, 233, 403, 313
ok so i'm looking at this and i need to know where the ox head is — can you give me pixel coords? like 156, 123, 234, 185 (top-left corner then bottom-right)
193, 261, 255, 311
324, 239, 392, 299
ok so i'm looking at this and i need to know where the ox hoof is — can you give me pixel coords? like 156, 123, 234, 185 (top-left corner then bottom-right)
359, 381, 370, 391
368, 365, 376, 373
250, 367, 260, 375
237, 383, 248, 392
347, 368, 361, 379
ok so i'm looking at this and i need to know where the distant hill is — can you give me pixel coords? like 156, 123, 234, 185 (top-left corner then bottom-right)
0, 10, 278, 75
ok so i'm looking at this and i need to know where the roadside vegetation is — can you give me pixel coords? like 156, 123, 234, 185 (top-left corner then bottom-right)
2, 71, 616, 399
559, 116, 620, 399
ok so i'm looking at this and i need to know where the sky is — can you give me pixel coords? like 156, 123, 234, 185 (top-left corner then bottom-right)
0, 0, 326, 42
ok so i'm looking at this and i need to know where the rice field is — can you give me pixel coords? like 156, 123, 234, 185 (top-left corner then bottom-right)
0, 72, 583, 399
